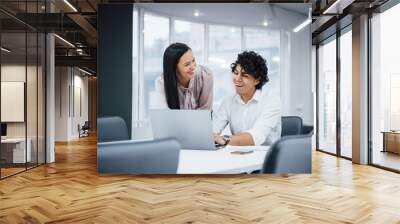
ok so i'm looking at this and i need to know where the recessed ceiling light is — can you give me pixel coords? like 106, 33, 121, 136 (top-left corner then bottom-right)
194, 10, 200, 17
262, 21, 268, 27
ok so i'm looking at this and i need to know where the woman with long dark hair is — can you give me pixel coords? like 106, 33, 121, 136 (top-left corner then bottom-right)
154, 43, 213, 109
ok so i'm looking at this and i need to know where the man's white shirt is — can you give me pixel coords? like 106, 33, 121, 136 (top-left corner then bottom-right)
213, 83, 282, 146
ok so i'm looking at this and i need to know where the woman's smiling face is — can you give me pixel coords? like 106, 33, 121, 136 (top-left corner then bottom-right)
176, 50, 196, 81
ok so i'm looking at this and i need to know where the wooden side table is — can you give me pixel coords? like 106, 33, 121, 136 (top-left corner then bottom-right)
382, 131, 400, 154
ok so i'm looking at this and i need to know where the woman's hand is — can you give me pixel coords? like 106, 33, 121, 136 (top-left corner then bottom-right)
213, 133, 226, 145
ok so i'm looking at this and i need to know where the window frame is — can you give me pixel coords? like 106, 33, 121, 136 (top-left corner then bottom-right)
315, 24, 353, 161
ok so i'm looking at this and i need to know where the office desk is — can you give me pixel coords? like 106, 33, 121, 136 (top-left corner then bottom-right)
382, 131, 400, 154
177, 146, 269, 174
1, 138, 31, 163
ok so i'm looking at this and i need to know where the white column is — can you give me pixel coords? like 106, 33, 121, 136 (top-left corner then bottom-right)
46, 32, 55, 163
352, 14, 369, 164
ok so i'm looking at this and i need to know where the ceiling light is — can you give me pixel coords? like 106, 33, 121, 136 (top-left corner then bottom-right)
323, 0, 343, 15
293, 7, 312, 33
54, 34, 75, 48
272, 56, 280, 62
78, 67, 92, 76
63, 0, 78, 12
293, 19, 311, 32
41, 5, 45, 10
262, 21, 268, 27
1, 47, 11, 53
194, 10, 200, 17
230, 28, 236, 33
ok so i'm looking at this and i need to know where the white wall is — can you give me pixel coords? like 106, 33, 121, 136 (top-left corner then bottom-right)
287, 26, 313, 124
1, 65, 42, 135
55, 67, 89, 141
1, 64, 46, 163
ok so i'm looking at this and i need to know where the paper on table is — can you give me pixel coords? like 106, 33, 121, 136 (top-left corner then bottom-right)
230, 150, 254, 155
227, 145, 270, 151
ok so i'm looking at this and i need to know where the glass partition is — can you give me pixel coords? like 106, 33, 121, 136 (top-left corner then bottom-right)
317, 36, 337, 155
1, 31, 28, 177
0, 2, 46, 179
370, 3, 400, 171
339, 29, 352, 158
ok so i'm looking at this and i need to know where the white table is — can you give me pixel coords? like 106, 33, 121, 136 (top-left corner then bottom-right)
177, 145, 270, 174
1, 138, 31, 163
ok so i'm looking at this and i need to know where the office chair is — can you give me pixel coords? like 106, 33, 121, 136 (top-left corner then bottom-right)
262, 134, 312, 174
98, 116, 129, 142
301, 125, 314, 135
281, 116, 303, 137
78, 121, 90, 138
97, 138, 180, 174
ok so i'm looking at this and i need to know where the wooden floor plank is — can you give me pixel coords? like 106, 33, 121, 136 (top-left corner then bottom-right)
1, 134, 400, 223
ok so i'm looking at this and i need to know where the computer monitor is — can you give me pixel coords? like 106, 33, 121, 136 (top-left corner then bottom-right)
1, 123, 7, 137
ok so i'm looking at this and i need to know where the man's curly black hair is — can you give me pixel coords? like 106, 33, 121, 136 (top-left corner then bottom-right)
230, 51, 269, 89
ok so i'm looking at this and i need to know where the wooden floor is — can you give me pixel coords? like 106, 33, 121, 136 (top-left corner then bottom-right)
1, 135, 400, 223
372, 150, 400, 171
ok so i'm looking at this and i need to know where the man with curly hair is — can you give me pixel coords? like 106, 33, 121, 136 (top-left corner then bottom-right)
213, 51, 281, 146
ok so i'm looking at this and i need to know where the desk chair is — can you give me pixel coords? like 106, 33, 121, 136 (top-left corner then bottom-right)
301, 125, 314, 135
97, 138, 180, 174
262, 134, 312, 174
78, 121, 90, 138
98, 116, 129, 142
281, 116, 303, 137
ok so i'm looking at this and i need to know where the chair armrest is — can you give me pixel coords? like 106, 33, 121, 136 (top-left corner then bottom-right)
301, 125, 314, 135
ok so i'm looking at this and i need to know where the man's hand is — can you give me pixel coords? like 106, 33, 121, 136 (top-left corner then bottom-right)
213, 133, 226, 145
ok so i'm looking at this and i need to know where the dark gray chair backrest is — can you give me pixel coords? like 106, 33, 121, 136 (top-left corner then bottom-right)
97, 138, 180, 174
98, 116, 129, 142
281, 116, 303, 137
301, 125, 314, 135
262, 134, 312, 174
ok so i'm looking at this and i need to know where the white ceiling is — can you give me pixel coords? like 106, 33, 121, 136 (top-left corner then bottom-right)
136, 3, 310, 30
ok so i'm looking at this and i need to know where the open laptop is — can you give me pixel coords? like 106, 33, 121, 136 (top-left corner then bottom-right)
150, 110, 224, 150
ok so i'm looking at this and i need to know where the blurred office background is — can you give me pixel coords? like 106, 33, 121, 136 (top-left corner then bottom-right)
130, 3, 312, 140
